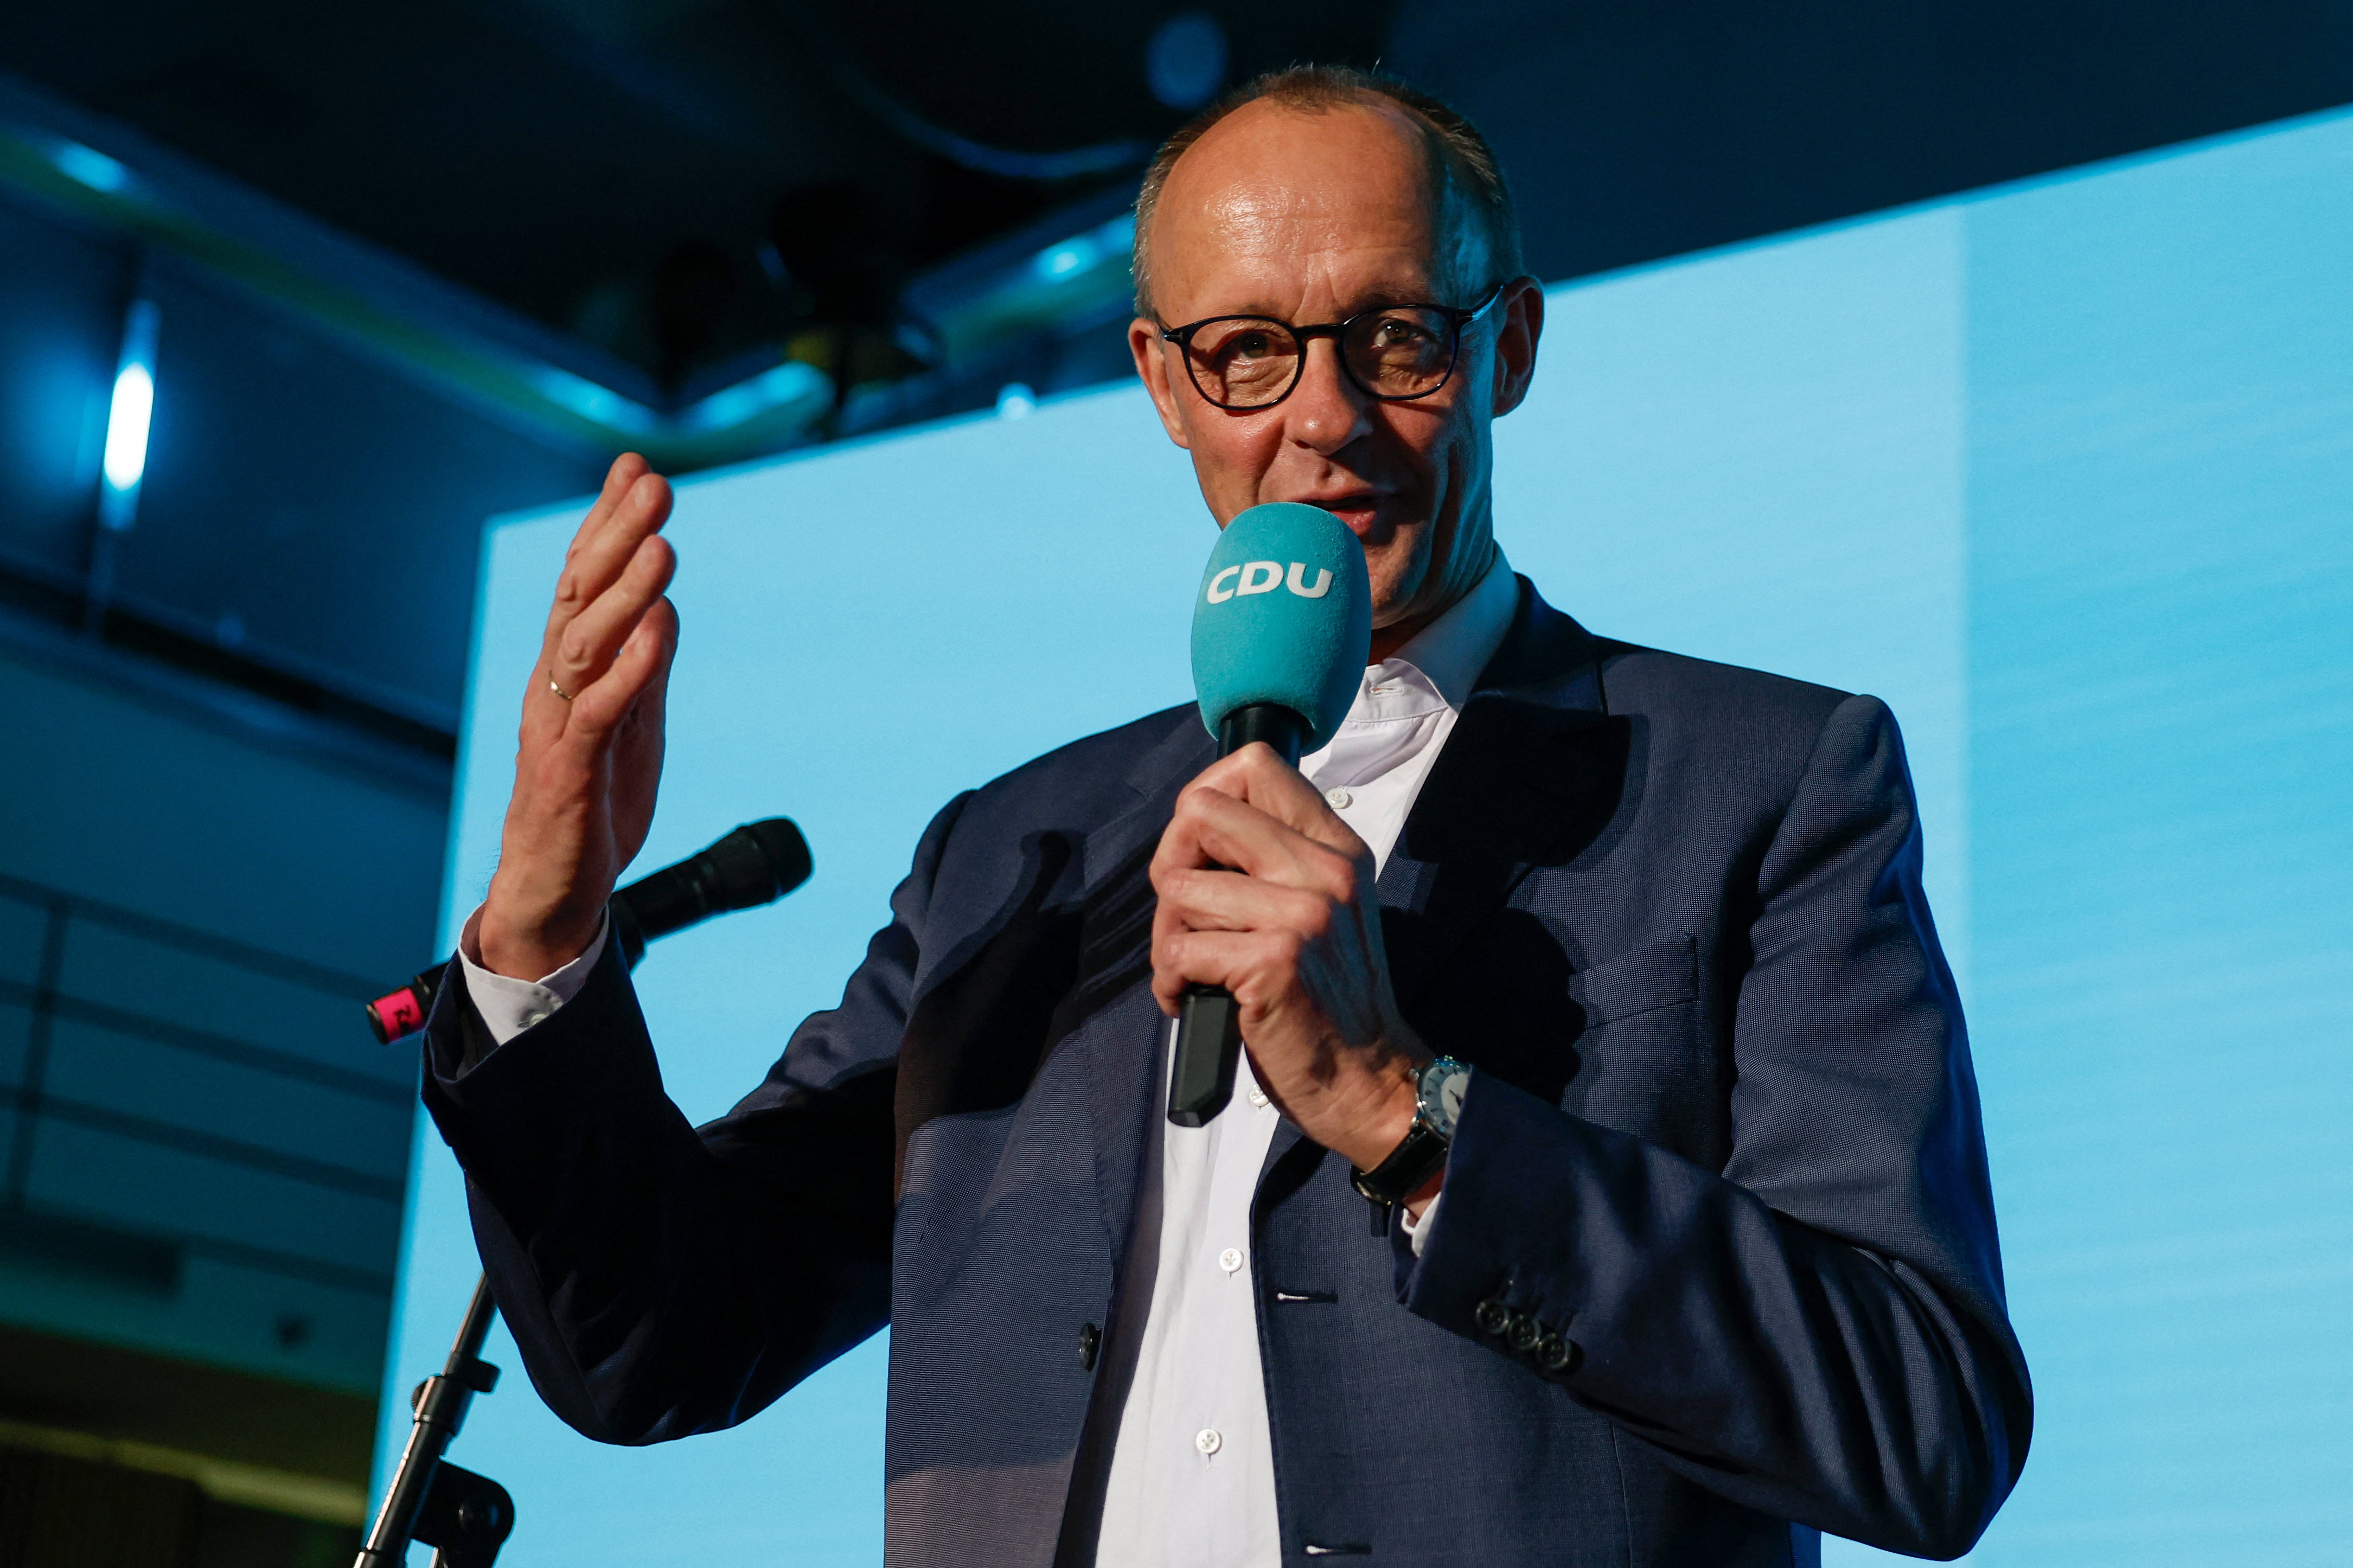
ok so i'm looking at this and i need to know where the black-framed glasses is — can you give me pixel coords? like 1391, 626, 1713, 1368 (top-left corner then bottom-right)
1159, 283, 1505, 411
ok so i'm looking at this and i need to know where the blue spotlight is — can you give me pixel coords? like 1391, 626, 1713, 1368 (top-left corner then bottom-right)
53, 141, 129, 193
1034, 239, 1096, 280
1147, 13, 1227, 111
100, 298, 160, 530
103, 364, 153, 491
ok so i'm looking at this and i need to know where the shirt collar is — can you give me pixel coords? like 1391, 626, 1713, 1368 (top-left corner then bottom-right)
1370, 545, 1518, 712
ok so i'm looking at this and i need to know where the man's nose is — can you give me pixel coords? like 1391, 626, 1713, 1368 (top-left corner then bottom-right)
1284, 337, 1374, 454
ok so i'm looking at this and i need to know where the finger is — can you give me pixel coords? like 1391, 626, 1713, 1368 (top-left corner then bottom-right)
609, 597, 679, 775
1150, 925, 1305, 1014
542, 455, 649, 657
1148, 787, 1346, 970
1149, 865, 1331, 987
568, 594, 678, 744
1149, 860, 1239, 972
1150, 801, 1354, 988
1150, 756, 1352, 880
548, 533, 676, 707
555, 470, 672, 633
1189, 744, 1357, 851
1155, 863, 1333, 938
1163, 784, 1361, 893
565, 453, 648, 564
527, 488, 674, 752
628, 596, 679, 739
539, 469, 674, 664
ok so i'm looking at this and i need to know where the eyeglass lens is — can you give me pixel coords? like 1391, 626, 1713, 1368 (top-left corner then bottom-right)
1184, 308, 1459, 408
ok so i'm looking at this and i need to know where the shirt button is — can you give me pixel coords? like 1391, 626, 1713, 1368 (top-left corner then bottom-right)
1247, 1087, 1270, 1109
1195, 1428, 1222, 1456
1219, 1247, 1244, 1274
1325, 786, 1353, 810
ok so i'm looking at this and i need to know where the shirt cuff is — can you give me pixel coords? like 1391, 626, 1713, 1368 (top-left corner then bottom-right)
1400, 1187, 1444, 1257
455, 905, 610, 1048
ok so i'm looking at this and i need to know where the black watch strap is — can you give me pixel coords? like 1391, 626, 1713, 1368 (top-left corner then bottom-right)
1350, 1119, 1451, 1209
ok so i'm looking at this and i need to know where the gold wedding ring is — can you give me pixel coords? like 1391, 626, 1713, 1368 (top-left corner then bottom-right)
548, 673, 575, 701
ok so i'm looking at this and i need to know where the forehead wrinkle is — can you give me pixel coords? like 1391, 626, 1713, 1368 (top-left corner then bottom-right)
1194, 194, 1433, 286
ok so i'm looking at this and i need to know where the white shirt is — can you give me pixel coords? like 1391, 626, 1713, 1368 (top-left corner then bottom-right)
1090, 547, 1517, 1565
458, 547, 1523, 1565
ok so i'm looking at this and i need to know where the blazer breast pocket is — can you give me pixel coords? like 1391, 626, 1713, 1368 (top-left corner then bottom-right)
1559, 932, 1715, 1154
1567, 930, 1699, 1031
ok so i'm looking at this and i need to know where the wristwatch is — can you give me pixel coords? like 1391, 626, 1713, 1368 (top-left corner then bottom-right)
1350, 1055, 1471, 1210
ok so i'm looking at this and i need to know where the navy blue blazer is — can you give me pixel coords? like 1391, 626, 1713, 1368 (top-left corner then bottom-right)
421, 580, 2030, 1566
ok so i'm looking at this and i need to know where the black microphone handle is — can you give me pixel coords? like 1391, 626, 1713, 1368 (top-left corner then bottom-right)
1167, 705, 1309, 1128
363, 818, 813, 1044
617, 817, 813, 944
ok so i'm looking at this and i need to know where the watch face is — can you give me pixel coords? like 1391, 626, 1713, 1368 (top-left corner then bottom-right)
1419, 1056, 1470, 1137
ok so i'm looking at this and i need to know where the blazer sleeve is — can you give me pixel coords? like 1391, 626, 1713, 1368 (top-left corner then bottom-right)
418, 790, 973, 1445
1399, 694, 2032, 1559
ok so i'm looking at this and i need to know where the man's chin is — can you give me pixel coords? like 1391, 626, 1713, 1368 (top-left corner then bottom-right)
1359, 532, 1433, 603
1366, 577, 1436, 637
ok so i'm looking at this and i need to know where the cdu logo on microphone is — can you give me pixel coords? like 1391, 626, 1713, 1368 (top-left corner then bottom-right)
1190, 502, 1372, 753
1203, 560, 1335, 603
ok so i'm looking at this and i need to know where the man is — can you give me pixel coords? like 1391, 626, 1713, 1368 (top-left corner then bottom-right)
424, 67, 2030, 1567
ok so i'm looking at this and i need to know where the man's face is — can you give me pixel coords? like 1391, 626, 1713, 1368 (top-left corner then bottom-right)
1131, 98, 1542, 644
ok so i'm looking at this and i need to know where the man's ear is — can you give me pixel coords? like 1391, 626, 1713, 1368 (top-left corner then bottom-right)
1489, 277, 1545, 419
1131, 317, 1194, 449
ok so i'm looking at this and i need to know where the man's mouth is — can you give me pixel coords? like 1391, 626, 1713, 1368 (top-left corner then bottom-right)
1295, 494, 1390, 536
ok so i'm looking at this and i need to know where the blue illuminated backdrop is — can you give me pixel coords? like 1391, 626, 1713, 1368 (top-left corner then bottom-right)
384, 106, 2353, 1565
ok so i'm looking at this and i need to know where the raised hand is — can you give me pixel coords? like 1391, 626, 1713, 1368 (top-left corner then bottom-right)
1148, 745, 1430, 1178
477, 453, 680, 980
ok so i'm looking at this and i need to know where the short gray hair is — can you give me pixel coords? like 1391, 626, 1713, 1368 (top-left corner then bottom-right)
1132, 66, 1525, 319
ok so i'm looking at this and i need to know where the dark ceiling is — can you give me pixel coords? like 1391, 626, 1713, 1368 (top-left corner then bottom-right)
7, 0, 2353, 405
0, 0, 1393, 393
5, 0, 2353, 752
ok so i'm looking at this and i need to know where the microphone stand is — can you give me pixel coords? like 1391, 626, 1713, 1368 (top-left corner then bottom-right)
356, 1277, 511, 1567
354, 817, 814, 1566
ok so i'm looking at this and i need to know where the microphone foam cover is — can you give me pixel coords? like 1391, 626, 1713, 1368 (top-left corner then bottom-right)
1191, 502, 1373, 753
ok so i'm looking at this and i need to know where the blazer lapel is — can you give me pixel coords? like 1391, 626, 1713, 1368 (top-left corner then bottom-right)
1068, 713, 1216, 1270
1377, 580, 1617, 1013
1267, 584, 1620, 1186
1260, 708, 1628, 1187
1082, 716, 1216, 893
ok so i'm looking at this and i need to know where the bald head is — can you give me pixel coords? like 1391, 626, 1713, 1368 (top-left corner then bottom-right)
1142, 98, 1491, 326
1132, 68, 1521, 321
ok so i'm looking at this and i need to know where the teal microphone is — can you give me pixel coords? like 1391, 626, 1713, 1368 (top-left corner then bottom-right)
1169, 502, 1373, 1128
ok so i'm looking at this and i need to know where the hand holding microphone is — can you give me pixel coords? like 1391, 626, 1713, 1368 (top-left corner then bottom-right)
478, 453, 681, 982
1152, 504, 1430, 1176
